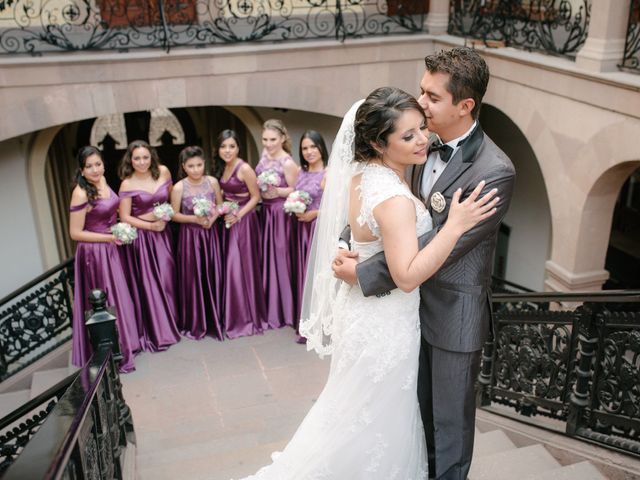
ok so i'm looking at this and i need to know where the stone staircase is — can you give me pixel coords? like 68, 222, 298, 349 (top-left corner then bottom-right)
472, 409, 640, 480
472, 427, 607, 480
0, 342, 77, 418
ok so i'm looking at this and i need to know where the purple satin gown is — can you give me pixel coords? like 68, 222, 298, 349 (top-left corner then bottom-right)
175, 179, 223, 340
219, 160, 266, 338
119, 179, 181, 352
255, 153, 296, 330
71, 189, 140, 373
293, 170, 325, 328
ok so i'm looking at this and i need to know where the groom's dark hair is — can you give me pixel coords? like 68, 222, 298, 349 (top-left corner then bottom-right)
354, 87, 425, 163
424, 47, 489, 120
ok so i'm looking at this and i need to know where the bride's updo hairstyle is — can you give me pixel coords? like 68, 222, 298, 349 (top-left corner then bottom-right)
354, 87, 425, 163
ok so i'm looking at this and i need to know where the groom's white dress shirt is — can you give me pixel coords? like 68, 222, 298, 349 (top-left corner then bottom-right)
421, 121, 477, 200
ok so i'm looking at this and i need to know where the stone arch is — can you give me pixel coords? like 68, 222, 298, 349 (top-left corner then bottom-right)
27, 125, 65, 269
574, 160, 640, 275
480, 103, 551, 290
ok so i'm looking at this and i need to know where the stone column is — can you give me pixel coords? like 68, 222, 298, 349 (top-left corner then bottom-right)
425, 0, 449, 34
575, 0, 632, 72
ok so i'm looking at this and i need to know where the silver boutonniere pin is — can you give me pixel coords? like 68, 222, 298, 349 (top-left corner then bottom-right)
430, 192, 446, 213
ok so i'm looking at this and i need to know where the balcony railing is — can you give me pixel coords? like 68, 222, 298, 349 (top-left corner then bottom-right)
621, 0, 640, 72
0, 258, 74, 381
477, 290, 640, 457
448, 0, 591, 59
0, 0, 426, 55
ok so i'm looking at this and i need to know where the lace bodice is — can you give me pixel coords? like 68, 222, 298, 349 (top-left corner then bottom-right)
180, 178, 215, 215
353, 163, 432, 261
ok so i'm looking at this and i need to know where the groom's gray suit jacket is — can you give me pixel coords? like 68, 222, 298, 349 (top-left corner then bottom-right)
356, 124, 516, 352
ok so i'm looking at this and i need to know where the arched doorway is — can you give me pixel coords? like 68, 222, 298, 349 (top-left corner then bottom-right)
604, 166, 640, 289
480, 104, 552, 291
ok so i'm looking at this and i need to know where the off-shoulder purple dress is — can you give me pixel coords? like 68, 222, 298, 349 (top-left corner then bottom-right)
293, 170, 325, 327
175, 179, 223, 340
219, 160, 266, 338
71, 189, 140, 373
255, 153, 296, 330
119, 179, 181, 352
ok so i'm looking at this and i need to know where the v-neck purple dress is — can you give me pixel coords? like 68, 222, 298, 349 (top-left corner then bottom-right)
255, 153, 296, 330
119, 179, 181, 352
70, 189, 140, 373
219, 160, 266, 338
175, 178, 224, 340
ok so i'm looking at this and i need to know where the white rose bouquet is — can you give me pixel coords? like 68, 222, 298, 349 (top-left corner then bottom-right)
110, 222, 138, 245
153, 202, 174, 221
284, 190, 312, 215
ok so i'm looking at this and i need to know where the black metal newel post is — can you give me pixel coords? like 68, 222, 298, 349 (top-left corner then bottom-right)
85, 289, 122, 362
84, 289, 136, 447
476, 335, 495, 407
567, 303, 599, 436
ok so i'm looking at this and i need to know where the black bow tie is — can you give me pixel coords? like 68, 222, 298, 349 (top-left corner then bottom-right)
428, 141, 454, 163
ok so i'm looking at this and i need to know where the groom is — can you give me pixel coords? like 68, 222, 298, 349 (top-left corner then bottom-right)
333, 47, 515, 480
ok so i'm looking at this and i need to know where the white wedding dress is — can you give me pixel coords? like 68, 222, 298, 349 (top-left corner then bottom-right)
239, 163, 432, 480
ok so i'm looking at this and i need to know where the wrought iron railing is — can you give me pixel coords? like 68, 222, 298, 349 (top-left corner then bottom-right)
0, 258, 74, 381
448, 0, 591, 58
477, 290, 640, 456
0, 0, 426, 55
0, 373, 77, 475
1, 344, 134, 479
621, 0, 640, 72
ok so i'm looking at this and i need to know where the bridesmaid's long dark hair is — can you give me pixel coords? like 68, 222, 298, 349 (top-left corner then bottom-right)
213, 129, 242, 179
299, 130, 329, 171
118, 140, 161, 180
74, 146, 102, 205
177, 145, 207, 180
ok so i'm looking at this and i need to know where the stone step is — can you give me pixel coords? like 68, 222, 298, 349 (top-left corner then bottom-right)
29, 367, 74, 399
521, 461, 608, 480
469, 444, 560, 480
0, 389, 30, 419
474, 428, 517, 457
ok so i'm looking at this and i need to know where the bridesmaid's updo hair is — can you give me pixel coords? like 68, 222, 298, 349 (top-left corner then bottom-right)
263, 118, 292, 155
118, 140, 161, 180
177, 145, 206, 180
213, 129, 242, 179
354, 87, 425, 163
299, 130, 329, 171
74, 145, 103, 205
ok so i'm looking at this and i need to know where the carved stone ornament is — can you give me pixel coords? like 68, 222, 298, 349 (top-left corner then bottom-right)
430, 192, 446, 213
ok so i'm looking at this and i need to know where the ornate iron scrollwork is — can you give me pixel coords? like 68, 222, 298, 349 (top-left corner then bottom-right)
621, 0, 640, 72
448, 0, 591, 58
0, 0, 425, 54
484, 292, 640, 457
0, 260, 74, 381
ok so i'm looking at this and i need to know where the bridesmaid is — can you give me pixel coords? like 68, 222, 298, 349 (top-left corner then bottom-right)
216, 130, 266, 338
69, 146, 139, 373
118, 140, 181, 352
255, 119, 299, 330
293, 131, 328, 338
170, 146, 224, 340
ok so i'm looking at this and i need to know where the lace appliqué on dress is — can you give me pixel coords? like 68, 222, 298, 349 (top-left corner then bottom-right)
356, 164, 426, 239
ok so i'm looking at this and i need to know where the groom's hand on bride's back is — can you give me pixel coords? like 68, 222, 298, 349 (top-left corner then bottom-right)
332, 249, 359, 285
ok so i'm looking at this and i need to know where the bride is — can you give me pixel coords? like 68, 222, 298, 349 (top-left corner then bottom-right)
238, 87, 498, 479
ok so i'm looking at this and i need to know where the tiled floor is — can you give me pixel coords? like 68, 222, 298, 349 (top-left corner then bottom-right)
120, 328, 329, 480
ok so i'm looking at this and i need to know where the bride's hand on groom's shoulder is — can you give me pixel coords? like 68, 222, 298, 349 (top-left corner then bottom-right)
332, 249, 359, 285
445, 181, 499, 237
